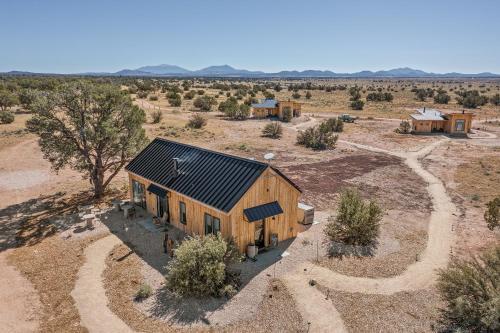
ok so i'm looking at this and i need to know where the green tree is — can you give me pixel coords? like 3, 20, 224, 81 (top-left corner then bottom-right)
484, 196, 500, 230
18, 89, 38, 110
437, 246, 500, 332
193, 95, 217, 111
26, 82, 148, 198
282, 107, 293, 122
396, 120, 412, 134
0, 90, 19, 111
434, 89, 451, 104
166, 234, 241, 297
324, 188, 382, 255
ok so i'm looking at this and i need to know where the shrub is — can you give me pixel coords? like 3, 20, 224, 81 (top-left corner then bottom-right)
168, 93, 182, 107
137, 91, 148, 99
0, 90, 18, 111
18, 89, 38, 110
292, 92, 301, 99
149, 95, 159, 101
135, 283, 152, 300
490, 93, 500, 106
396, 120, 412, 134
183, 90, 196, 100
434, 89, 451, 104
414, 88, 429, 101
437, 245, 500, 332
348, 86, 362, 101
455, 90, 488, 108
186, 113, 207, 129
324, 188, 382, 256
282, 107, 293, 122
0, 111, 15, 124
197, 89, 205, 95
323, 118, 344, 132
305, 91, 312, 99
193, 96, 217, 112
262, 122, 283, 139
263, 90, 275, 99
350, 99, 364, 110
297, 124, 338, 150
484, 196, 499, 230
151, 110, 162, 124
366, 92, 393, 102
165, 234, 241, 298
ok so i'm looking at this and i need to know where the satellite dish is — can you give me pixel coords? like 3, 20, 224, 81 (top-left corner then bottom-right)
264, 153, 275, 161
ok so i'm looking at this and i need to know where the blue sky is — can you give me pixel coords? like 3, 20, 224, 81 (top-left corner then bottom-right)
1, 0, 499, 73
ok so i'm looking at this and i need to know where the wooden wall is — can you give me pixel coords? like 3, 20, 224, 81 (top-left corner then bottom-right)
445, 113, 474, 134
128, 166, 300, 253
228, 167, 300, 253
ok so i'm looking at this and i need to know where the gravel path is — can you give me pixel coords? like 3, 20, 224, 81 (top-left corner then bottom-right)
71, 235, 135, 333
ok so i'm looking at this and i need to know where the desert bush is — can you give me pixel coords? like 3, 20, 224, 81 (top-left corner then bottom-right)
490, 93, 500, 106
0, 90, 19, 111
297, 124, 338, 150
165, 234, 241, 298
197, 89, 205, 95
193, 96, 217, 112
183, 90, 196, 100
484, 196, 499, 230
434, 89, 451, 104
348, 86, 362, 101
455, 90, 488, 108
136, 91, 148, 99
366, 92, 393, 102
151, 110, 162, 124
350, 99, 364, 110
0, 111, 15, 124
323, 118, 344, 132
437, 245, 500, 332
324, 188, 382, 256
292, 92, 301, 99
263, 90, 275, 99
18, 89, 38, 110
282, 107, 293, 122
135, 283, 152, 300
305, 91, 312, 99
186, 113, 207, 129
167, 93, 182, 107
149, 95, 159, 101
396, 120, 412, 134
262, 122, 283, 139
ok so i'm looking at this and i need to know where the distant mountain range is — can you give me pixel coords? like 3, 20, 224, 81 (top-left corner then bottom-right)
2, 65, 499, 78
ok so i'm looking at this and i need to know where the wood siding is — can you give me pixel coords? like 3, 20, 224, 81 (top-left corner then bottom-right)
128, 167, 301, 253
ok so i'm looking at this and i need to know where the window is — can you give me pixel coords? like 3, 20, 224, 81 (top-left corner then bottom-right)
204, 213, 220, 235
179, 202, 186, 224
132, 180, 146, 208
455, 119, 465, 132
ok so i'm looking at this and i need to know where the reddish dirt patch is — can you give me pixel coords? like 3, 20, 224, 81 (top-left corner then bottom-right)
282, 153, 401, 210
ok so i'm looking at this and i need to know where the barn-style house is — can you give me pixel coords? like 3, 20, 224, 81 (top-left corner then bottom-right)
125, 138, 302, 253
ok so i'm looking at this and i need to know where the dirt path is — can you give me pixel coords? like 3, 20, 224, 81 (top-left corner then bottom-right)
71, 235, 135, 333
284, 275, 347, 333
0, 251, 41, 333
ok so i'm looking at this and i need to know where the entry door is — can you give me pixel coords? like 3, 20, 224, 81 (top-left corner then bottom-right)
156, 195, 169, 222
254, 219, 265, 249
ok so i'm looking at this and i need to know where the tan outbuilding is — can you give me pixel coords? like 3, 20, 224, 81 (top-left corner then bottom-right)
410, 108, 474, 135
125, 138, 303, 253
251, 99, 301, 120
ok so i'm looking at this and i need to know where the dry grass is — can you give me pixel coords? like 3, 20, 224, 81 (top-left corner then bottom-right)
318, 285, 442, 333
455, 154, 500, 204
7, 235, 106, 333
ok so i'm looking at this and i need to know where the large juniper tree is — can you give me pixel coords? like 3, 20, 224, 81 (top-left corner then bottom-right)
27, 81, 148, 198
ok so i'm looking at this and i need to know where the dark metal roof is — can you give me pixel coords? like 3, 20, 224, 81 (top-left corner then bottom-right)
244, 201, 283, 222
147, 183, 167, 198
126, 138, 274, 212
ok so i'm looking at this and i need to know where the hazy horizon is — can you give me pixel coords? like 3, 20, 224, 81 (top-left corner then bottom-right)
2, 0, 499, 74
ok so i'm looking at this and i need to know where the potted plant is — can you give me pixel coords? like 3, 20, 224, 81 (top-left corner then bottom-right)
247, 242, 258, 259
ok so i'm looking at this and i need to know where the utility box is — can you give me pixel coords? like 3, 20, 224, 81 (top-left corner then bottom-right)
298, 202, 314, 225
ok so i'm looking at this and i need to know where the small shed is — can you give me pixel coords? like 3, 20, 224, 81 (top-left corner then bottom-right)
297, 202, 314, 225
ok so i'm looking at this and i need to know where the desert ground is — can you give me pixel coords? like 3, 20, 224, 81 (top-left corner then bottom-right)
0, 77, 499, 332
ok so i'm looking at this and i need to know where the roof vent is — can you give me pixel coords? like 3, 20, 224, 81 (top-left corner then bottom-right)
172, 158, 180, 178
